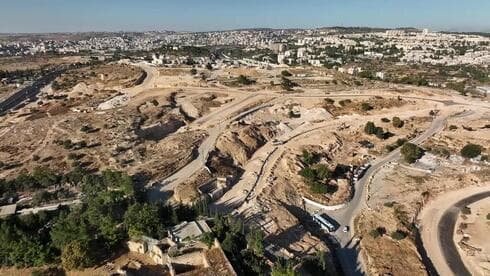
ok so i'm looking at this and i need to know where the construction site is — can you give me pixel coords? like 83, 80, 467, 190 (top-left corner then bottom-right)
0, 60, 489, 276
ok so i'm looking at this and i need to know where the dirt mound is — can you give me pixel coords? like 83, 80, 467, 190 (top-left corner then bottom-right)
215, 123, 275, 166
357, 208, 427, 276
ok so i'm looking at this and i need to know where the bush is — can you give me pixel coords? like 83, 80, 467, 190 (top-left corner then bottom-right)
460, 143, 482, 158
449, 125, 458, 131
364, 122, 377, 135
486, 213, 490, 220
281, 70, 292, 77
190, 68, 197, 75
237, 75, 255, 85
339, 99, 351, 107
63, 140, 73, 150
369, 227, 386, 238
401, 143, 424, 163
391, 230, 407, 240
381, 118, 390, 123
281, 77, 297, 91
392, 117, 404, 128
360, 102, 373, 111
324, 98, 335, 105
80, 125, 91, 133
461, 206, 471, 215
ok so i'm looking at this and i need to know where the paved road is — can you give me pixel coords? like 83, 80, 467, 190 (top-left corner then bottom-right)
316, 115, 449, 275
0, 70, 65, 115
438, 192, 490, 276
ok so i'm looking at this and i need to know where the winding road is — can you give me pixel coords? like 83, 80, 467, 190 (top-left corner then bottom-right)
420, 187, 490, 276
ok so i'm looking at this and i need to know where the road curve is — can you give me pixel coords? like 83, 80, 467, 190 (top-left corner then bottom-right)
419, 186, 490, 276
438, 191, 490, 276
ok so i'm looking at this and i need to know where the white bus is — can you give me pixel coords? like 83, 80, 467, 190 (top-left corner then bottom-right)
313, 213, 336, 232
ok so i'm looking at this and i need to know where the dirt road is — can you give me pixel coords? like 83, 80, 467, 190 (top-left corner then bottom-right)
419, 186, 490, 276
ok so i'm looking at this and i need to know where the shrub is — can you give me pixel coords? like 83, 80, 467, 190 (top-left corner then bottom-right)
281, 70, 292, 77
461, 206, 471, 215
63, 140, 73, 150
360, 102, 373, 111
237, 75, 255, 85
324, 98, 335, 105
461, 143, 482, 158
301, 150, 315, 165
392, 117, 404, 128
369, 227, 386, 238
383, 201, 396, 207
190, 68, 197, 75
391, 230, 407, 240
80, 125, 91, 133
364, 122, 377, 135
486, 213, 490, 220
339, 99, 351, 107
449, 125, 458, 131
381, 118, 390, 123
401, 143, 424, 163
281, 77, 297, 91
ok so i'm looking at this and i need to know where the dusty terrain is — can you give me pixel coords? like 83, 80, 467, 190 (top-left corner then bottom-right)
1, 59, 488, 276
454, 197, 490, 276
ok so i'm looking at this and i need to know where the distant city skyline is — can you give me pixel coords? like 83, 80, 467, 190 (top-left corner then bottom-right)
1, 0, 490, 34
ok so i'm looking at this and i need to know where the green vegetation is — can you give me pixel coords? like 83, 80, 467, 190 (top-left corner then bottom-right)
364, 122, 391, 140
324, 98, 335, 105
190, 68, 198, 75
338, 99, 352, 107
360, 102, 373, 111
447, 81, 466, 95
390, 230, 408, 240
400, 143, 424, 163
462, 206, 472, 215
460, 143, 482, 158
369, 227, 386, 239
0, 168, 210, 269
381, 117, 391, 123
281, 70, 292, 77
430, 146, 451, 158
237, 75, 255, 85
302, 250, 332, 275
213, 215, 268, 275
385, 138, 407, 152
272, 258, 298, 276
281, 77, 298, 91
392, 117, 404, 128
299, 150, 334, 194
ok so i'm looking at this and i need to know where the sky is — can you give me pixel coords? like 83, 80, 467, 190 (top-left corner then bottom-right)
1, 0, 489, 33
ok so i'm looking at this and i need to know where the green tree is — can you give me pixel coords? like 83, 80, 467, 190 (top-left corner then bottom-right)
392, 117, 404, 128
124, 203, 163, 238
246, 227, 264, 257
301, 150, 315, 165
364, 121, 377, 135
272, 258, 298, 276
460, 143, 482, 158
360, 102, 373, 111
281, 77, 297, 91
61, 240, 95, 270
200, 232, 215, 249
237, 75, 255, 85
401, 143, 424, 163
